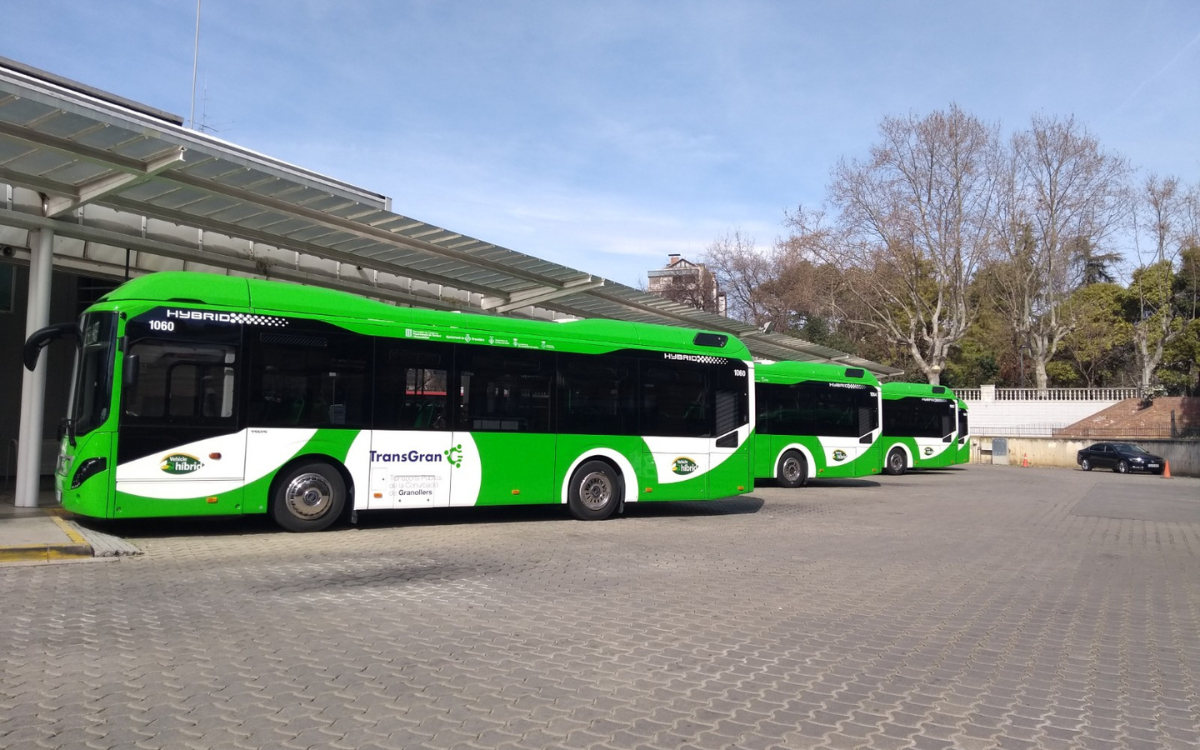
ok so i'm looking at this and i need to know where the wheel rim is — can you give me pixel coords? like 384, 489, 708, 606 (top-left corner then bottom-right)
578, 471, 613, 511
284, 472, 334, 520
782, 456, 803, 482
1118, 462, 1127, 473
1082, 460, 1089, 470
890, 451, 904, 471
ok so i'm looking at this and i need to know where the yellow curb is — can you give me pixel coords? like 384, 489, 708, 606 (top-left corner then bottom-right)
0, 511, 94, 563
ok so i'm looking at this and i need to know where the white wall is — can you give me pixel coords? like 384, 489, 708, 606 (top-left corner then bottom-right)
965, 400, 1120, 436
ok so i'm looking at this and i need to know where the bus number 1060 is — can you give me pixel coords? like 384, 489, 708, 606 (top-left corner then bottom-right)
148, 320, 176, 332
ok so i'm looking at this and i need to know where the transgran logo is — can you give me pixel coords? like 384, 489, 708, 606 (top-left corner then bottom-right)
161, 453, 203, 475
923, 447, 934, 456
671, 457, 699, 475
832, 449, 847, 462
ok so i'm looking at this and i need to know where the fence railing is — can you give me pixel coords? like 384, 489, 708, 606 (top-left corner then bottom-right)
958, 387, 1140, 402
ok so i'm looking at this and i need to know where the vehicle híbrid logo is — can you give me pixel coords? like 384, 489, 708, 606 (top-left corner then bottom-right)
444, 444, 464, 468
923, 447, 934, 456
161, 453, 203, 475
832, 449, 847, 462
671, 457, 699, 475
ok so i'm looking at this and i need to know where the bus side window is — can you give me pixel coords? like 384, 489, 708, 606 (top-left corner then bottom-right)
459, 350, 552, 432
250, 331, 370, 429
124, 340, 238, 423
375, 341, 449, 431
557, 353, 638, 436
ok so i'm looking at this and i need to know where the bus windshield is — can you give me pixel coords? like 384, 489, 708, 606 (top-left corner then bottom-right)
70, 312, 117, 437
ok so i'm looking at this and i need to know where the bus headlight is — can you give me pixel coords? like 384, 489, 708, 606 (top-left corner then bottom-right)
70, 457, 107, 489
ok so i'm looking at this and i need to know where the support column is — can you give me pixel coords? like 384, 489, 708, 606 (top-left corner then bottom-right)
15, 228, 55, 507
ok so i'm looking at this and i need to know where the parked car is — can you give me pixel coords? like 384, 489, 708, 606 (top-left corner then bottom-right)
1076, 442, 1166, 474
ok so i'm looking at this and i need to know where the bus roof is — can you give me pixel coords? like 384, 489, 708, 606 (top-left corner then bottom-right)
98, 271, 754, 360
754, 359, 880, 386
881, 381, 958, 400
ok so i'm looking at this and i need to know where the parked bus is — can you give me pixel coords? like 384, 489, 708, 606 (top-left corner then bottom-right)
878, 382, 961, 475
25, 272, 755, 531
753, 361, 882, 487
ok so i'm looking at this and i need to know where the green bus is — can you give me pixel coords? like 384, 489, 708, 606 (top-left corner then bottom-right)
753, 361, 882, 487
878, 382, 962, 475
25, 272, 755, 531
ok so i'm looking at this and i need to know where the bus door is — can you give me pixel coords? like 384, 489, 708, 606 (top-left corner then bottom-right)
116, 311, 246, 512
451, 348, 555, 506
369, 340, 454, 510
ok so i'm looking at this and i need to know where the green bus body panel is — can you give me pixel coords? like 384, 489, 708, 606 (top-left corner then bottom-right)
102, 429, 359, 519
879, 382, 962, 470
98, 272, 753, 360
752, 360, 883, 480
57, 430, 113, 518
751, 434, 882, 479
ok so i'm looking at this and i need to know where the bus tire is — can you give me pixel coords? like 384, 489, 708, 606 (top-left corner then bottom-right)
884, 447, 907, 476
776, 451, 808, 488
568, 460, 621, 520
271, 461, 346, 532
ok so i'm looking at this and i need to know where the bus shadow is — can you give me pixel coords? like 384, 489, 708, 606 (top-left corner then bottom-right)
73, 496, 767, 538
752, 478, 883, 489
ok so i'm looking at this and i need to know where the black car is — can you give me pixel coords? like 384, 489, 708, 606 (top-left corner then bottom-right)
1076, 442, 1166, 474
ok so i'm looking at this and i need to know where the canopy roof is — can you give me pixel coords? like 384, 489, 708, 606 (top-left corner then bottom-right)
0, 56, 900, 376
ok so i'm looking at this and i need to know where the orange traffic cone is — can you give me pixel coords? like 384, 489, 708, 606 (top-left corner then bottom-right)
1022, 453, 1029, 468
1162, 460, 1171, 479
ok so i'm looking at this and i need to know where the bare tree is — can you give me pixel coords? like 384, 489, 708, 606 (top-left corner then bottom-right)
802, 105, 1000, 384
702, 229, 773, 324
989, 115, 1131, 391
1128, 175, 1197, 391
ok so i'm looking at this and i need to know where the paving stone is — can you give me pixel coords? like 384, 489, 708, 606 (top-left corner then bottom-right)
2, 467, 1198, 750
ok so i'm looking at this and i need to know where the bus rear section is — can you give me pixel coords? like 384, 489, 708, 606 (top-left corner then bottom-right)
954, 399, 970, 465
878, 382, 960, 475
37, 272, 756, 531
753, 361, 882, 487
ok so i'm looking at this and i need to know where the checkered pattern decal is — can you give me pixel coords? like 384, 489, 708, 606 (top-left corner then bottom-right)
229, 314, 288, 327
662, 352, 729, 365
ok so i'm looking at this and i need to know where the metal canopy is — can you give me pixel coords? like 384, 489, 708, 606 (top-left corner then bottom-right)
0, 58, 899, 376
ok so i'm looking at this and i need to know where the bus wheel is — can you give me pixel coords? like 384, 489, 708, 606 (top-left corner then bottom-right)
272, 462, 346, 532
776, 451, 808, 488
884, 448, 907, 476
568, 461, 621, 520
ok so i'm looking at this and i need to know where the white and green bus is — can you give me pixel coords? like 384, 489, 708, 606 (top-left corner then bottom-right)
26, 272, 755, 531
753, 361, 883, 487
878, 382, 962, 475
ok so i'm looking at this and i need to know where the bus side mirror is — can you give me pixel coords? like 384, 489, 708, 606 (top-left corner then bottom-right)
123, 354, 140, 388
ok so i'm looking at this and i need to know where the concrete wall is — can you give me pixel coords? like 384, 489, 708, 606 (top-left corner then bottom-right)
971, 436, 1200, 477
0, 263, 80, 478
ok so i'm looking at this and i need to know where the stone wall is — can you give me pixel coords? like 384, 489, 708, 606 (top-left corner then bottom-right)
971, 436, 1200, 477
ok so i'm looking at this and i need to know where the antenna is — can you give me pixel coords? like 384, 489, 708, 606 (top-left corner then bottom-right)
188, 0, 202, 129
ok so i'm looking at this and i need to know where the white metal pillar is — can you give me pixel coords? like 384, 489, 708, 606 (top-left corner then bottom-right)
14, 228, 54, 507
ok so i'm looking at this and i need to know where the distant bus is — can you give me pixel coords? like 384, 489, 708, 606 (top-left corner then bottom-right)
753, 361, 882, 487
26, 272, 755, 531
878, 382, 961, 475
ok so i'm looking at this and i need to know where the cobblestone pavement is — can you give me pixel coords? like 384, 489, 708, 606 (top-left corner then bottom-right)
2, 465, 1198, 750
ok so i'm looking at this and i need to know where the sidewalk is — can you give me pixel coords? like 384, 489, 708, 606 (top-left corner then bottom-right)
0, 479, 140, 564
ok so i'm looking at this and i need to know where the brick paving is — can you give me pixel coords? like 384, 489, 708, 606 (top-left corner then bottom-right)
1, 464, 1198, 750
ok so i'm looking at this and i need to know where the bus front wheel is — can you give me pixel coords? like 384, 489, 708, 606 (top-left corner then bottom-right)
884, 448, 908, 476
776, 451, 808, 488
568, 460, 621, 520
271, 461, 346, 532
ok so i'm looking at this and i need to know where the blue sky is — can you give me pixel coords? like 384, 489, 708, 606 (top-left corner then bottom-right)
6, 1, 1200, 287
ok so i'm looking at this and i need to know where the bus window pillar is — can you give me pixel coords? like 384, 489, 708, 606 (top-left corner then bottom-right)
15, 227, 54, 508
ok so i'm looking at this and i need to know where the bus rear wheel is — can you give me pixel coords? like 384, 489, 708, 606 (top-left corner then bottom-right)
271, 462, 346, 532
568, 460, 621, 520
776, 451, 808, 488
884, 448, 907, 476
